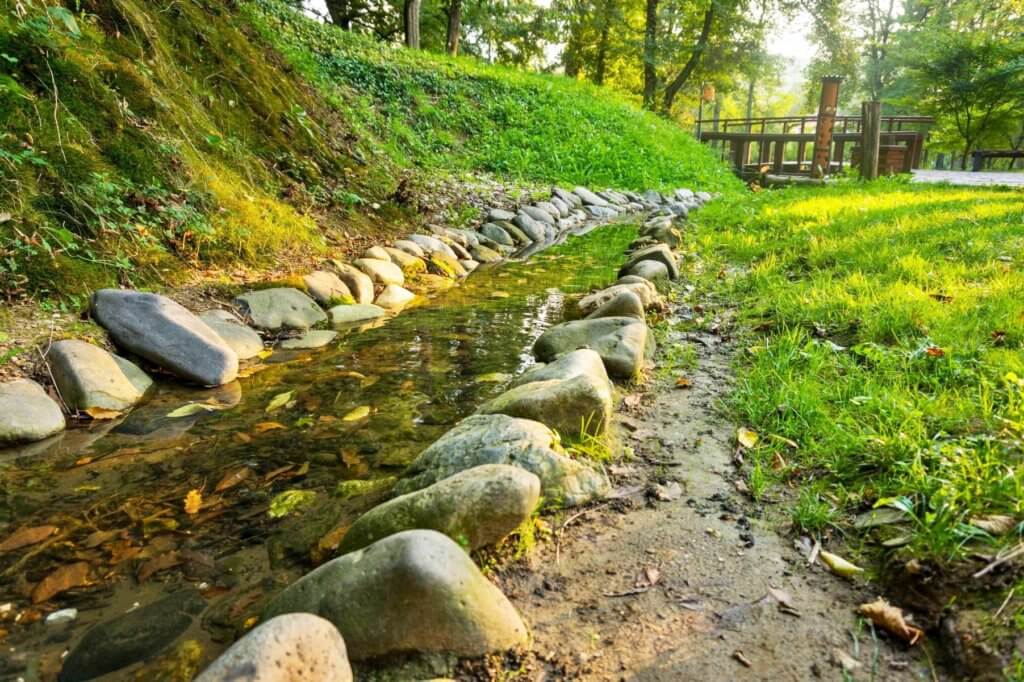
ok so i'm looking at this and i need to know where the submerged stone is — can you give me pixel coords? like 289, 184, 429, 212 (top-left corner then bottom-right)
262, 530, 528, 660
328, 304, 386, 326
234, 288, 327, 331
469, 244, 502, 264
280, 330, 338, 350
0, 379, 65, 446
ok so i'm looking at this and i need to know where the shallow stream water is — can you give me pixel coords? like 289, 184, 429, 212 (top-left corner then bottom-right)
0, 223, 636, 680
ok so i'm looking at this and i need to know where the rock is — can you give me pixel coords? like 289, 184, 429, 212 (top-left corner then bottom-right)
512, 213, 545, 242
383, 247, 427, 274
534, 317, 652, 380
59, 589, 206, 682
427, 252, 467, 279
486, 208, 517, 222
616, 275, 659, 290
437, 237, 471, 261
410, 273, 457, 294
328, 304, 386, 326
519, 206, 555, 225
375, 284, 416, 309
408, 234, 457, 258
481, 223, 515, 247
393, 239, 426, 258
619, 243, 679, 280
363, 245, 391, 261
195, 614, 352, 682
578, 282, 658, 314
280, 330, 338, 350
235, 288, 327, 331
445, 228, 481, 248
642, 190, 664, 205
626, 259, 670, 285
549, 197, 571, 217
47, 340, 151, 413
641, 223, 683, 247
339, 465, 540, 554
550, 187, 579, 208
478, 372, 612, 438
494, 221, 529, 245
696, 190, 712, 203
459, 259, 479, 273
199, 312, 265, 361
573, 187, 610, 207
396, 414, 608, 507
598, 190, 628, 205
674, 188, 695, 201
92, 289, 238, 386
666, 201, 690, 218
534, 201, 561, 219
330, 262, 376, 305
510, 349, 609, 388
585, 289, 645, 320
303, 270, 353, 305
262, 530, 528, 659
0, 379, 65, 446
354, 258, 404, 286
430, 225, 468, 247
583, 205, 619, 219
469, 244, 502, 264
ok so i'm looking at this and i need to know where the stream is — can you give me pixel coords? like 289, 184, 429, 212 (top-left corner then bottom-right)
0, 223, 637, 680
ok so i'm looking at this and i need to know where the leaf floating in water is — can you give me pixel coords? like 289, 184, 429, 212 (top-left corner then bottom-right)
337, 370, 367, 380
0, 525, 59, 553
475, 372, 511, 383
342, 405, 371, 422
490, 291, 510, 299
254, 421, 286, 433
360, 375, 379, 388
166, 402, 223, 418
137, 551, 181, 583
820, 550, 864, 579
265, 390, 295, 414
83, 407, 122, 420
268, 490, 317, 519
31, 562, 90, 603
183, 490, 203, 516
737, 427, 759, 449
858, 598, 924, 645
341, 450, 362, 467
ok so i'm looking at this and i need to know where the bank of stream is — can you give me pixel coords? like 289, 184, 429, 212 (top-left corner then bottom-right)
0, 223, 638, 680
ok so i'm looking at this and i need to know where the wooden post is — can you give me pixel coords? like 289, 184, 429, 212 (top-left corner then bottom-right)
811, 76, 842, 178
861, 101, 881, 180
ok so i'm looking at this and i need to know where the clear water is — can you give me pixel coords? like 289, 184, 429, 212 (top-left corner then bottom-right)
0, 223, 636, 680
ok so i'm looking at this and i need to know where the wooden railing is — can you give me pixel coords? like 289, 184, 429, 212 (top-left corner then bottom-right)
700, 115, 933, 178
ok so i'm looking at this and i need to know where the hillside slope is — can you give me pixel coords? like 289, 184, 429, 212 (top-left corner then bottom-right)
0, 0, 739, 300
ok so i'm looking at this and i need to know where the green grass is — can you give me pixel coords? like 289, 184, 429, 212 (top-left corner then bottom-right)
686, 177, 1024, 562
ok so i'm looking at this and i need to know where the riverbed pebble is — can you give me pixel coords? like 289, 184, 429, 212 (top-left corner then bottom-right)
0, 379, 65, 446
234, 288, 327, 331
47, 339, 152, 413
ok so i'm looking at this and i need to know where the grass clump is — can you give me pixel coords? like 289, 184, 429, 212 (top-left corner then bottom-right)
689, 177, 1024, 561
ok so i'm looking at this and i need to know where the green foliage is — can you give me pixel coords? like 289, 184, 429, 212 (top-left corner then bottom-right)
690, 179, 1024, 560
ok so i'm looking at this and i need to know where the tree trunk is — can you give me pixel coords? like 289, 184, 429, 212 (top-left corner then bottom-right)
661, 4, 714, 114
446, 0, 462, 56
744, 79, 755, 131
325, 0, 352, 29
642, 0, 659, 109
404, 0, 421, 49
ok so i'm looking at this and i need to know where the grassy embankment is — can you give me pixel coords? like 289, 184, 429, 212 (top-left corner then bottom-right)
0, 0, 739, 305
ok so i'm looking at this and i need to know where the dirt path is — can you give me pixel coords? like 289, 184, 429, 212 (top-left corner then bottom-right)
499, 308, 938, 680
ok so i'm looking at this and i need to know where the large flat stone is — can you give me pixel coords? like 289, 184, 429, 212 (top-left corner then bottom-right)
303, 271, 352, 305
47, 339, 151, 413
619, 243, 679, 280
328, 304, 386, 326
585, 289, 645, 320
374, 284, 416, 309
481, 223, 515, 247
354, 258, 404, 286
552, 187, 582, 208
92, 289, 238, 386
408, 234, 456, 258
573, 187, 611, 207
486, 208, 516, 222
0, 379, 65, 446
280, 330, 338, 350
339, 464, 540, 553
395, 414, 608, 507
392, 239, 426, 258
382, 247, 427, 274
578, 282, 658, 314
478, 373, 613, 438
512, 213, 545, 242
263, 530, 528, 659
198, 312, 264, 361
520, 206, 555, 226
234, 288, 327, 331
534, 317, 652, 380
626, 259, 670, 286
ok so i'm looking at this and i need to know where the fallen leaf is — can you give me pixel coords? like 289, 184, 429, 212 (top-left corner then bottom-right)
342, 405, 371, 422
623, 394, 642, 409
183, 490, 203, 515
969, 515, 1018, 535
858, 597, 924, 645
925, 346, 945, 358
767, 586, 794, 609
832, 648, 861, 672
83, 529, 119, 548
675, 376, 692, 389
820, 550, 864, 579
166, 402, 222, 418
0, 525, 59, 552
475, 372, 511, 383
643, 566, 661, 587
653, 481, 683, 501
264, 464, 296, 482
31, 562, 90, 603
83, 407, 122, 420
340, 450, 362, 467
234, 432, 252, 444
737, 427, 758, 449
214, 466, 252, 492
137, 551, 181, 582
265, 390, 294, 414
337, 371, 366, 380
254, 421, 286, 433
268, 489, 317, 519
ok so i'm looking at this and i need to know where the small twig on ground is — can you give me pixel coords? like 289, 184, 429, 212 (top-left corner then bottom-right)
37, 329, 70, 415
555, 502, 610, 565
994, 587, 1015, 620
973, 541, 1024, 579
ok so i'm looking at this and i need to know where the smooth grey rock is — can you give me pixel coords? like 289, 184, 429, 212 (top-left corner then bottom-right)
199, 312, 265, 361
573, 187, 610, 207
430, 225, 468, 247
619, 243, 679, 280
534, 317, 652, 380
470, 244, 502, 264
375, 284, 416, 309
579, 282, 658, 314
59, 590, 205, 682
641, 223, 683, 247
512, 213, 545, 242
303, 270, 353, 305
339, 464, 540, 553
330, 262, 375, 305
328, 304, 386, 326
510, 349, 610, 389
549, 197, 571, 218
674, 188, 695, 201
585, 290, 645, 320
481, 223, 515, 247
92, 289, 238, 386
642, 190, 664, 205
598, 190, 628, 206
520, 206, 555, 226
666, 201, 690, 218
354, 258, 404, 286
446, 227, 481, 248
627, 259, 671, 285
478, 373, 612, 438
263, 530, 528, 659
583, 205, 619, 219
552, 187, 582, 208
235, 288, 327, 331
408, 234, 456, 258
195, 613, 352, 682
534, 201, 561, 219
280, 330, 338, 350
427, 252, 468, 278
382, 247, 426, 274
459, 259, 479, 273
486, 208, 516, 222
363, 245, 391, 261
441, 238, 472, 261
696, 190, 713, 203
395, 414, 608, 507
0, 379, 65, 446
47, 340, 151, 413
392, 239, 426, 258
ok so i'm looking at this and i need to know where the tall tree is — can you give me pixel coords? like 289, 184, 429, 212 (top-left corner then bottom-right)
446, 0, 463, 55
642, 0, 659, 108
661, 3, 713, 113
404, 0, 421, 48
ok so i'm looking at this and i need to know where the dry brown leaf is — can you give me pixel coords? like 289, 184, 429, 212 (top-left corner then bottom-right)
675, 377, 692, 389
925, 346, 945, 358
31, 562, 90, 603
83, 529, 120, 549
0, 525, 59, 552
214, 466, 252, 493
183, 490, 203, 515
623, 394, 642, 408
83, 407, 122, 420
137, 551, 181, 582
264, 464, 295, 482
254, 421, 286, 433
858, 597, 924, 645
643, 566, 661, 587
